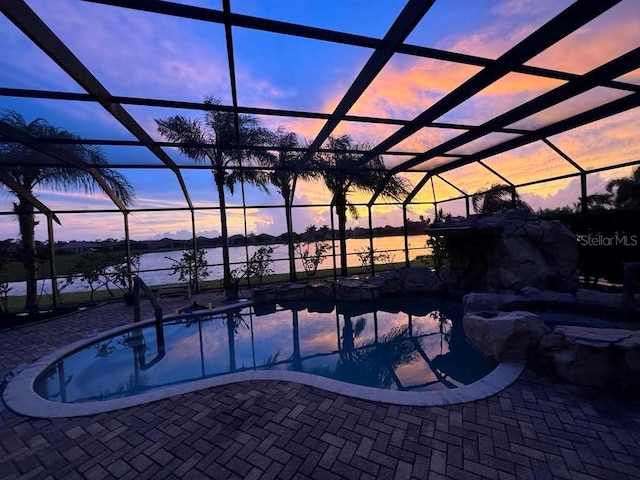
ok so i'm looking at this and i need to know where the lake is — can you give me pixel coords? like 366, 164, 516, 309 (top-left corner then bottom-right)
6, 235, 430, 296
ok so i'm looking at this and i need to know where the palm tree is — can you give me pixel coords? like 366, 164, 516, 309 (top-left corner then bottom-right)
156, 97, 271, 291
471, 183, 532, 214
315, 135, 411, 276
0, 110, 134, 316
573, 193, 613, 212
259, 128, 317, 281
606, 166, 640, 210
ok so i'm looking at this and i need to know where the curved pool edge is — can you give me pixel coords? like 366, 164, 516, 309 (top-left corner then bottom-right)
4, 301, 525, 418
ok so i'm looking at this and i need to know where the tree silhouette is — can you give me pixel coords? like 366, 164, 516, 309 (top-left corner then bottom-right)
0, 110, 134, 316
259, 128, 318, 281
606, 166, 640, 210
315, 135, 410, 276
156, 97, 271, 291
471, 183, 532, 214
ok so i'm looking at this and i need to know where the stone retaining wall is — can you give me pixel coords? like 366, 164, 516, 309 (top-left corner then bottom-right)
251, 267, 446, 304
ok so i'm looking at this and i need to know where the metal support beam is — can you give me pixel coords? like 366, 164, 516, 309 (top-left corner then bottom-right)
0, 172, 61, 224
191, 210, 199, 294
477, 160, 513, 187
0, 120, 129, 212
355, 0, 621, 170
403, 204, 410, 267
330, 206, 337, 280
298, 0, 435, 167
580, 173, 588, 216
2, 0, 195, 210
404, 174, 432, 206
46, 214, 59, 309
368, 205, 375, 276
430, 92, 640, 177
124, 212, 133, 292
83, 0, 640, 95
391, 43, 640, 173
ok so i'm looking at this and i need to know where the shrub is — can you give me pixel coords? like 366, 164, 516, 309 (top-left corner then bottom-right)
294, 241, 330, 277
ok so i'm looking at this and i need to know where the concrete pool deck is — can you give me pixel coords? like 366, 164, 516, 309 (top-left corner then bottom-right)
1, 292, 639, 479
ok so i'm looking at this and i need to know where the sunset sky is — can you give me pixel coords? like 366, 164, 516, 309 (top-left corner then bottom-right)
1, 0, 639, 241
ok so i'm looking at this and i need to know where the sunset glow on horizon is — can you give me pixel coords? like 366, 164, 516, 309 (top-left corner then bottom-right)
1, 0, 639, 241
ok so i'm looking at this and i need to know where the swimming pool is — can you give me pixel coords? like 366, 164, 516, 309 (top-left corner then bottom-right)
5, 297, 525, 417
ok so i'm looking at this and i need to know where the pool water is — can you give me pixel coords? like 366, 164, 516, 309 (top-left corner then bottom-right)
34, 297, 497, 403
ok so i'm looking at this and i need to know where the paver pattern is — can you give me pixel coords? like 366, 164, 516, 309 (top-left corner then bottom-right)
1, 293, 639, 479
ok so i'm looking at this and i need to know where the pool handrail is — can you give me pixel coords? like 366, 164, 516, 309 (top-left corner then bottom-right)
132, 276, 165, 351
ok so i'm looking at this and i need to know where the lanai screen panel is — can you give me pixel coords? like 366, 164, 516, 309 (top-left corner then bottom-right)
0, 0, 639, 245
548, 107, 640, 173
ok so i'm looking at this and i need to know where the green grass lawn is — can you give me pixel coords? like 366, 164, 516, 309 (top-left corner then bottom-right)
0, 255, 83, 283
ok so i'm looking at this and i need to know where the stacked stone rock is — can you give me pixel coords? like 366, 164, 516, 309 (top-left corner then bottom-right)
463, 289, 640, 393
429, 210, 579, 294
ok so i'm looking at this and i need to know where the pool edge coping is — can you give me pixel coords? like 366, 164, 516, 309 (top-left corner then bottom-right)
4, 301, 525, 418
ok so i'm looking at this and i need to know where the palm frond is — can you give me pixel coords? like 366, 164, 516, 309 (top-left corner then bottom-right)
156, 115, 210, 162
1, 109, 135, 207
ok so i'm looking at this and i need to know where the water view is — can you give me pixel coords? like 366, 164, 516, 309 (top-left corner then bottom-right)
8, 235, 430, 296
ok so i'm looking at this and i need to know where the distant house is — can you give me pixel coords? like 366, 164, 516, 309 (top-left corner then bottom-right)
56, 241, 104, 255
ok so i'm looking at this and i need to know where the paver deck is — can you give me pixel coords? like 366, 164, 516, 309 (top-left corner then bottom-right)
1, 292, 639, 480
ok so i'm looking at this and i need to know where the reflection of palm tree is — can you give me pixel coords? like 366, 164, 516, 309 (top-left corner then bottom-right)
291, 309, 302, 371
223, 310, 248, 372
335, 319, 419, 389
429, 310, 494, 385
340, 315, 366, 361
34, 362, 73, 402
0, 110, 135, 316
315, 135, 410, 275
429, 310, 452, 348
94, 339, 116, 358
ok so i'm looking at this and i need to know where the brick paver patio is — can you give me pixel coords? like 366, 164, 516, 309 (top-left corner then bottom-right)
1, 294, 639, 479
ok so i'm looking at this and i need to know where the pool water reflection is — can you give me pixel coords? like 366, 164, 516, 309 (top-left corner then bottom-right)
34, 297, 496, 403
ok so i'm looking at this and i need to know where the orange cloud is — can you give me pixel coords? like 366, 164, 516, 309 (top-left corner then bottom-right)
525, 1, 640, 75
347, 55, 482, 121
481, 142, 580, 185
508, 87, 633, 131
548, 106, 640, 173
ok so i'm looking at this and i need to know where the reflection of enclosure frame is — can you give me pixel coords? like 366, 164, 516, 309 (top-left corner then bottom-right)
1, 0, 640, 296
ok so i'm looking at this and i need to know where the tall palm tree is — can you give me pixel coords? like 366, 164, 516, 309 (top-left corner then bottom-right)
471, 183, 532, 214
259, 128, 317, 281
0, 110, 134, 316
606, 166, 640, 210
315, 135, 411, 276
156, 97, 271, 290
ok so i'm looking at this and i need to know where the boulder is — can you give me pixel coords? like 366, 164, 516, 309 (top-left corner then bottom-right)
538, 326, 640, 391
251, 286, 278, 304
366, 268, 445, 297
463, 292, 526, 314
397, 267, 446, 294
428, 210, 579, 294
305, 281, 335, 301
368, 270, 402, 295
276, 283, 307, 301
335, 279, 381, 301
520, 287, 574, 305
463, 310, 550, 361
575, 289, 625, 310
